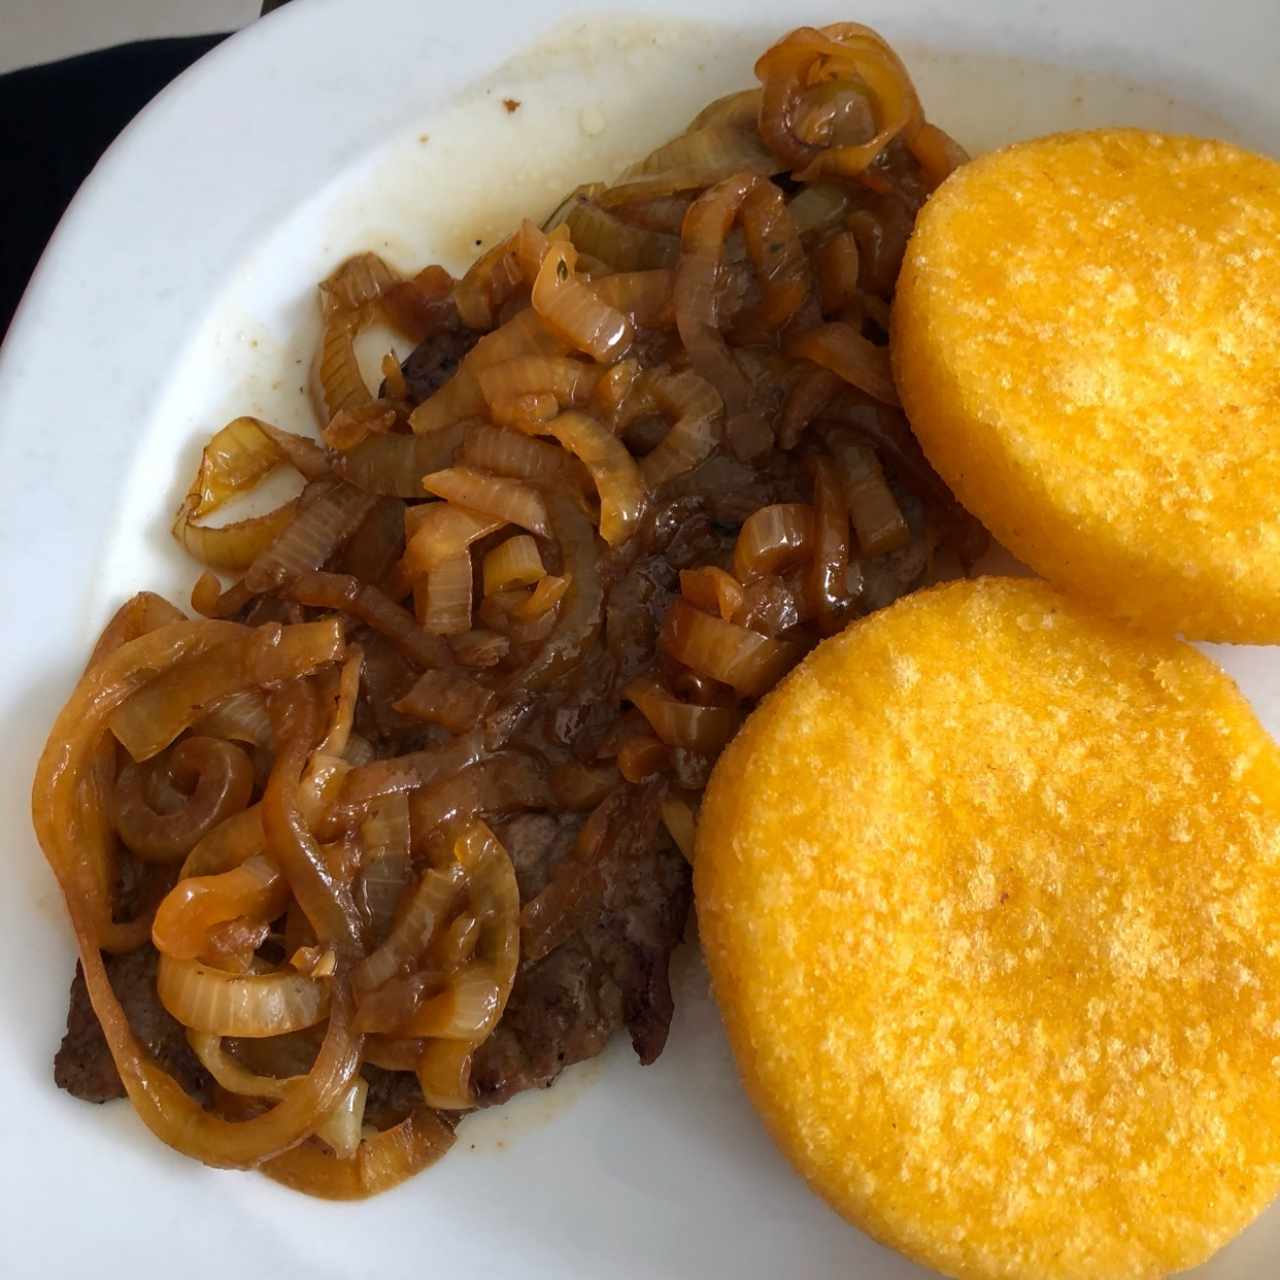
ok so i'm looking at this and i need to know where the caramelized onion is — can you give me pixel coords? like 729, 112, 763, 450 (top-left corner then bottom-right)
625, 676, 740, 752
736, 179, 810, 334
313, 1078, 369, 1160
312, 255, 404, 421
539, 411, 646, 545
338, 732, 486, 813
394, 668, 495, 733
109, 620, 342, 762
846, 198, 914, 297
815, 230, 861, 316
263, 1107, 455, 1200
477, 354, 601, 421
115, 737, 255, 862
380, 263, 457, 342
355, 795, 413, 943
408, 823, 518, 1105
244, 481, 378, 593
180, 417, 286, 512
787, 182, 851, 237
314, 647, 364, 761
423, 552, 474, 636
416, 1040, 475, 1110
403, 968, 499, 1040
409, 753, 550, 833
826, 427, 911, 556
590, 269, 677, 327
515, 494, 604, 692
432, 911, 481, 971
511, 573, 569, 621
335, 499, 408, 601
284, 570, 451, 670
322, 401, 399, 451
34, 25, 980, 1201
661, 600, 796, 697
808, 455, 853, 635
779, 366, 841, 449
678, 566, 744, 621
253, 422, 333, 480
639, 370, 724, 487
483, 534, 545, 594
33, 619, 363, 1165
356, 854, 413, 946
157, 955, 331, 1037
187, 1031, 294, 1099
676, 173, 761, 415
409, 308, 568, 435
755, 24, 922, 181
175, 503, 300, 574
733, 503, 815, 583
453, 233, 523, 330
355, 863, 466, 993
319, 252, 401, 316
153, 854, 287, 960
592, 170, 705, 208
630, 124, 779, 181
360, 791, 411, 859
590, 357, 641, 420
550, 761, 619, 811
381, 351, 409, 400
689, 88, 763, 131
909, 120, 970, 189
660, 794, 697, 862
531, 240, 633, 362
262, 682, 363, 955
181, 805, 265, 879
423, 467, 549, 538
88, 594, 189, 668
450, 628, 511, 669
334, 424, 466, 497
354, 972, 440, 1034
194, 689, 273, 748
315, 311, 374, 421
565, 200, 681, 270
403, 504, 503, 577
458, 421, 591, 493
787, 321, 899, 406
172, 417, 311, 571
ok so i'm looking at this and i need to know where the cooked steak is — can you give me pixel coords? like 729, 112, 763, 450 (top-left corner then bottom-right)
55, 949, 209, 1104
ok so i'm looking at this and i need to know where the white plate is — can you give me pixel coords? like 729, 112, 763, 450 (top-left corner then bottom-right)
1, 1, 1277, 1275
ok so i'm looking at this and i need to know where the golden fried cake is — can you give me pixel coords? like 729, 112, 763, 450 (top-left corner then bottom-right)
892, 130, 1280, 642
696, 577, 1280, 1279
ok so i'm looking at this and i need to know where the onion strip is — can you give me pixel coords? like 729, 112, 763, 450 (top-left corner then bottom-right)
108, 619, 344, 763
733, 503, 815, 583
531, 240, 633, 362
262, 1107, 455, 1200
538, 411, 646, 546
156, 955, 331, 1038
786, 321, 900, 407
660, 600, 797, 697
31, 621, 362, 1168
483, 535, 545, 594
115, 737, 255, 862
422, 467, 550, 538
625, 676, 740, 752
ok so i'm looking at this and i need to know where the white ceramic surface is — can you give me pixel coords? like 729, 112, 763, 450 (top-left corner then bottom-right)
1, 1, 1277, 1276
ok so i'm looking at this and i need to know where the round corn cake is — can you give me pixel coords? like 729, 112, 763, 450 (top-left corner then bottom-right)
696, 577, 1280, 1279
891, 130, 1280, 642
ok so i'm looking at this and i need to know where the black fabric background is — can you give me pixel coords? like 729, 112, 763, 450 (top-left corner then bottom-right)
0, 35, 227, 343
